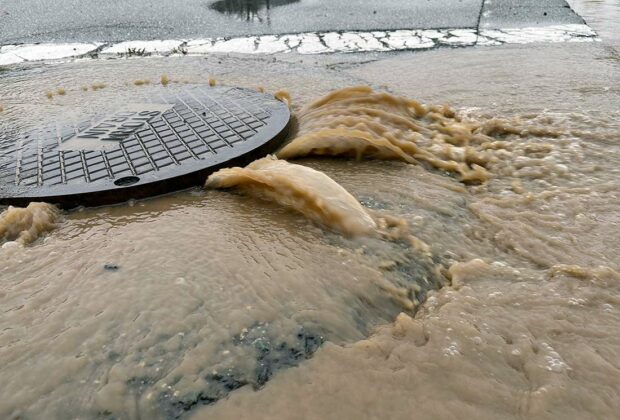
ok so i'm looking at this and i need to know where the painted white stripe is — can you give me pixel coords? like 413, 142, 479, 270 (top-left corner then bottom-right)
0, 24, 598, 65
480, 24, 597, 44
0, 42, 102, 65
100, 39, 183, 55
296, 34, 326, 54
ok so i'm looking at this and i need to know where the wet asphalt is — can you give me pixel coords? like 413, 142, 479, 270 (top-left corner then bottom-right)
0, 0, 585, 45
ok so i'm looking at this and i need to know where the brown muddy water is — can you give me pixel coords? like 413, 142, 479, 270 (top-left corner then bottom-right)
1, 2, 619, 420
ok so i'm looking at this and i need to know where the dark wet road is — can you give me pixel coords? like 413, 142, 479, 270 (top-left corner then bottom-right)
0, 0, 584, 44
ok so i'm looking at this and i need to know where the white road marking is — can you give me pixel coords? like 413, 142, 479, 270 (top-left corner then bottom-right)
0, 24, 598, 65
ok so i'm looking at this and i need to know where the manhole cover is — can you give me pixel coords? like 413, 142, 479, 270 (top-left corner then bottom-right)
0, 86, 291, 209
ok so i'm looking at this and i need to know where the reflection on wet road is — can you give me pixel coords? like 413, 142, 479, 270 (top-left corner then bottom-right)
209, 0, 300, 23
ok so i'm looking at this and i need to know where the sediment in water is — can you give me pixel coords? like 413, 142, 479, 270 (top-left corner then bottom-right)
205, 156, 379, 236
1, 65, 618, 419
0, 202, 59, 245
278, 86, 565, 184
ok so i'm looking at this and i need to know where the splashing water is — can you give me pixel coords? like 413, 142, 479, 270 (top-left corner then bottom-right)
205, 155, 432, 256
0, 202, 59, 245
206, 156, 378, 236
277, 86, 564, 184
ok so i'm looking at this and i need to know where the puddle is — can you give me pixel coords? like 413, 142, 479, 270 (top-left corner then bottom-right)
208, 0, 300, 23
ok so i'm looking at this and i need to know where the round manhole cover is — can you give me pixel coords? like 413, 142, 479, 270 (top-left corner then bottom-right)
0, 86, 291, 209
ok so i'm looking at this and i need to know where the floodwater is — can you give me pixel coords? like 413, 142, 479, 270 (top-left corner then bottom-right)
1, 1, 619, 419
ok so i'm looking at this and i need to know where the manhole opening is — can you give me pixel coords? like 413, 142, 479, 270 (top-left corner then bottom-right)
114, 176, 140, 187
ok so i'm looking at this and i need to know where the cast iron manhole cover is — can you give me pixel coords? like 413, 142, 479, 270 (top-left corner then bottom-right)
0, 86, 291, 209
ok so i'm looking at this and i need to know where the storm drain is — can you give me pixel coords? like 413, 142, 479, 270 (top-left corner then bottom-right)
0, 86, 291, 208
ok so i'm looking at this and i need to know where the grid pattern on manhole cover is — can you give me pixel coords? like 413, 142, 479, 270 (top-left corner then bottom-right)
0, 86, 282, 189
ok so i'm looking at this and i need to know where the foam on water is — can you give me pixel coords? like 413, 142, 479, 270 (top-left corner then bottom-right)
0, 202, 59, 245
206, 156, 378, 236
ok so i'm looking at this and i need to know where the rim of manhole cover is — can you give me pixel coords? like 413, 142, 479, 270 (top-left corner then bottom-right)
0, 86, 291, 209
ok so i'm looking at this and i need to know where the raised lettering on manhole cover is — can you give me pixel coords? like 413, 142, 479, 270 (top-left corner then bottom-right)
0, 86, 291, 208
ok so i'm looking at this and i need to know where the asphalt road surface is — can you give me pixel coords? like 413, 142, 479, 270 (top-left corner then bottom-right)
0, 0, 585, 45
